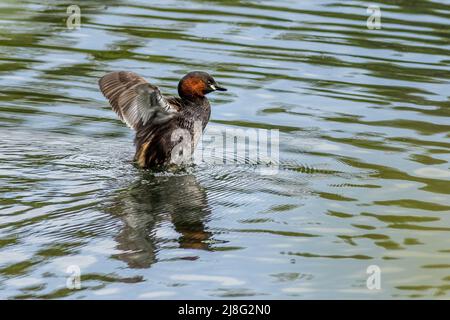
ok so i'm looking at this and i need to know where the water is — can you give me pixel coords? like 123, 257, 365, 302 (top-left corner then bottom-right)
0, 0, 449, 299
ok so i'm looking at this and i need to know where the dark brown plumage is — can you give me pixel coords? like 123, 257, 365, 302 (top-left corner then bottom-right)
98, 71, 227, 168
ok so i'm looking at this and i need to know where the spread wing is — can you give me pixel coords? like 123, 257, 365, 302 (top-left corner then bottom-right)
98, 71, 178, 130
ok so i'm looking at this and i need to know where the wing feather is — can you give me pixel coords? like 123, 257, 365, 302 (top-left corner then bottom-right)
98, 71, 177, 130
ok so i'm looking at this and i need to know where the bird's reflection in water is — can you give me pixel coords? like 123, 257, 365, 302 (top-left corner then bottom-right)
108, 173, 212, 268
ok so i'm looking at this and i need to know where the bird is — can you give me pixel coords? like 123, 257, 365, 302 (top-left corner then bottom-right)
98, 71, 227, 168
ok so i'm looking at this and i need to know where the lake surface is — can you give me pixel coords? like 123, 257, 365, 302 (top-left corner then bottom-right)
0, 0, 449, 299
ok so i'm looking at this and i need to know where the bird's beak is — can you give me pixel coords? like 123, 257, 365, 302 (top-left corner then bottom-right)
211, 83, 227, 91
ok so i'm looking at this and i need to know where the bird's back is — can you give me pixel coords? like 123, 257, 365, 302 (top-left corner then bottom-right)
134, 97, 211, 168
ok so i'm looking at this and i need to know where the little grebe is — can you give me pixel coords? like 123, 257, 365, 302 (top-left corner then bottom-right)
98, 71, 227, 168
